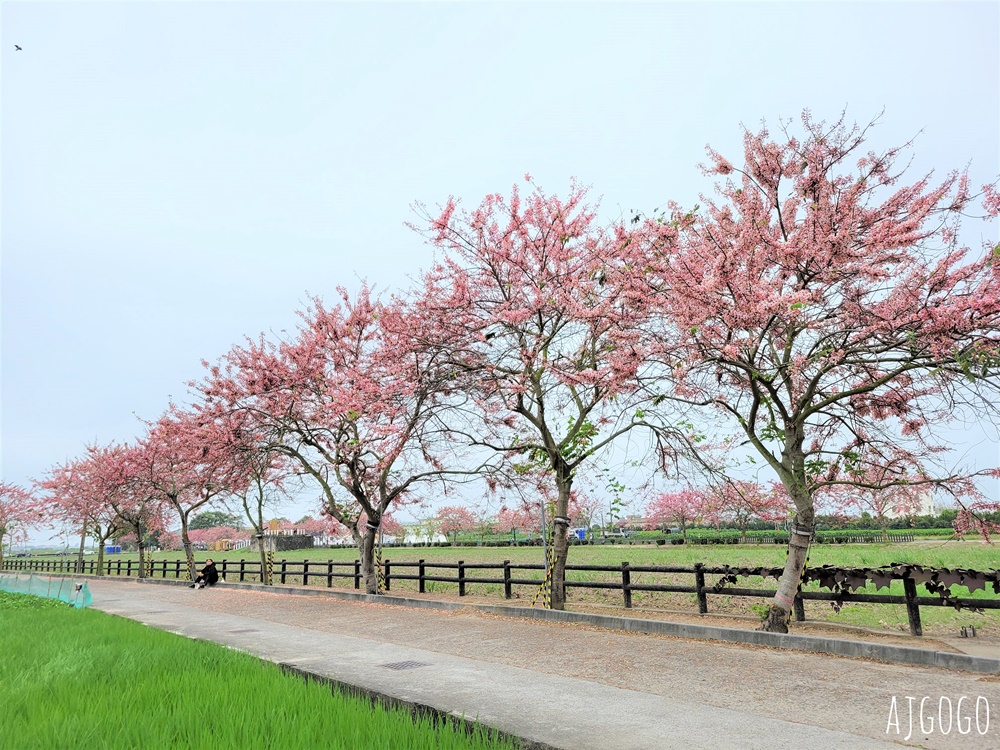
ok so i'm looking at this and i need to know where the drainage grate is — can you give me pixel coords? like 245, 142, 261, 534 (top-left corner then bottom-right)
228, 628, 259, 634
380, 660, 431, 671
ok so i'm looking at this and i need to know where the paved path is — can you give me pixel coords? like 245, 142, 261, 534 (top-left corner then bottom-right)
85, 578, 999, 750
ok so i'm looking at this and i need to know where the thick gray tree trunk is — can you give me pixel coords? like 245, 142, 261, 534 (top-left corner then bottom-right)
360, 520, 380, 595
180, 513, 196, 581
760, 501, 814, 633
256, 534, 273, 585
550, 478, 573, 610
75, 524, 87, 574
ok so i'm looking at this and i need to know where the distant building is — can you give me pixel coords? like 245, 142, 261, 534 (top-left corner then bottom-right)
884, 490, 937, 519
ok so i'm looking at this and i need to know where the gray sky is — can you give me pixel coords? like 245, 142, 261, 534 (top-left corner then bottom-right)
3, 1, 999, 544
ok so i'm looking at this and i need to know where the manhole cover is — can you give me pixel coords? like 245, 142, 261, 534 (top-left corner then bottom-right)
380, 661, 430, 671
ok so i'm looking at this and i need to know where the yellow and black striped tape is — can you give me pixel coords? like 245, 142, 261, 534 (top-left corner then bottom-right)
375, 546, 386, 594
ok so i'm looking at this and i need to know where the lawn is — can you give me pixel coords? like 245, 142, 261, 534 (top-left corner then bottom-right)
15, 540, 999, 635
51, 537, 1000, 568
0, 591, 514, 750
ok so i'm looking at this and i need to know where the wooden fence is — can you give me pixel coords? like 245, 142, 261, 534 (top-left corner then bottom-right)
4, 555, 996, 637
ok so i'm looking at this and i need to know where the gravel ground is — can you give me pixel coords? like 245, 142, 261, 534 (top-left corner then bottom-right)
88, 579, 1000, 750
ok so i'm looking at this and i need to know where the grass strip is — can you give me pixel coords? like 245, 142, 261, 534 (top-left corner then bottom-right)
55, 539, 999, 569
0, 592, 515, 750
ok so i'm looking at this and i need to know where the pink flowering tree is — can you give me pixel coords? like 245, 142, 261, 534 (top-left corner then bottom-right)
188, 526, 246, 546
567, 491, 601, 535
135, 407, 246, 581
638, 112, 1000, 631
434, 505, 477, 544
954, 501, 1000, 541
469, 506, 496, 543
494, 504, 539, 543
413, 178, 667, 609
197, 287, 490, 593
0, 482, 35, 568
97, 443, 170, 576
704, 480, 789, 542
210, 406, 291, 585
644, 489, 709, 540
36, 455, 126, 575
289, 516, 330, 536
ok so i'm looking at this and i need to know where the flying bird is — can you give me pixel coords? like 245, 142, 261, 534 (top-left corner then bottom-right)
15, 45, 22, 51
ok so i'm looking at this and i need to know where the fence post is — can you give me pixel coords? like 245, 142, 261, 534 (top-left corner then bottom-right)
240, 559, 246, 583
621, 562, 633, 608
384, 559, 391, 592
503, 560, 512, 599
418, 559, 426, 594
354, 559, 361, 589
280, 559, 288, 585
176, 560, 182, 579
326, 561, 333, 588
793, 595, 806, 622
127, 560, 133, 577
903, 577, 923, 636
458, 560, 466, 597
302, 560, 309, 586
694, 563, 708, 614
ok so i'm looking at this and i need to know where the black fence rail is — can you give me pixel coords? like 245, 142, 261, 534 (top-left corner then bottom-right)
4, 556, 996, 637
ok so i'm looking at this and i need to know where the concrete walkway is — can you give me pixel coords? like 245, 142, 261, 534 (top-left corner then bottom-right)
84, 578, 999, 750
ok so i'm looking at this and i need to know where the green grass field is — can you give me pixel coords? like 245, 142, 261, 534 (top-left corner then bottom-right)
15, 540, 999, 635
53, 537, 999, 569
0, 591, 513, 750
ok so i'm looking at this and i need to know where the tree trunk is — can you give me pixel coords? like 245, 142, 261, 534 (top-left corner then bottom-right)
550, 478, 572, 610
95, 534, 108, 576
180, 511, 196, 581
760, 503, 814, 633
76, 523, 88, 574
256, 534, 272, 585
137, 541, 147, 580
361, 521, 379, 595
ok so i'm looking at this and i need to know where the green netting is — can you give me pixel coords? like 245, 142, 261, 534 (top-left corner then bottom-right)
0, 572, 92, 608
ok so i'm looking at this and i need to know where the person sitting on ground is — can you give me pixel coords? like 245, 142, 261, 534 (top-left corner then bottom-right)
190, 559, 220, 589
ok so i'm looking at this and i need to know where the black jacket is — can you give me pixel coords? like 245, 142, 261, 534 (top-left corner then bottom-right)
200, 562, 219, 585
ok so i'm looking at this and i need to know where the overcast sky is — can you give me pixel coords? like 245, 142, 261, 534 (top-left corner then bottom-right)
3, 1, 998, 545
